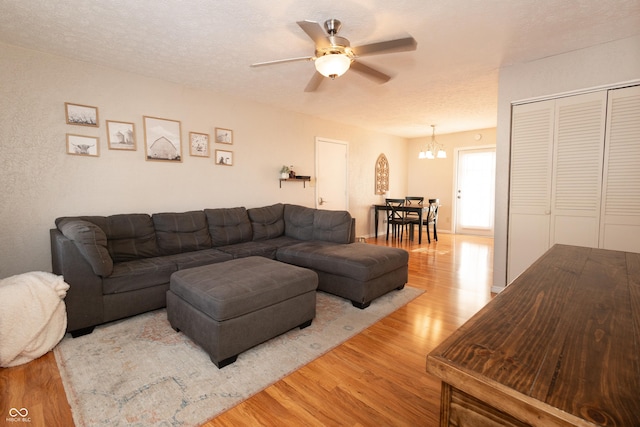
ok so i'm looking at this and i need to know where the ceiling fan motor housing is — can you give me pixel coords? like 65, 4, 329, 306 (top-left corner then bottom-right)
324, 19, 342, 35
316, 36, 352, 58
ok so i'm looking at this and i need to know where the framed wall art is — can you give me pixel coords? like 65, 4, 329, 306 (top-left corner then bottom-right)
215, 149, 233, 166
65, 102, 99, 127
189, 132, 210, 157
66, 134, 99, 157
375, 153, 389, 195
143, 116, 182, 162
106, 120, 136, 150
215, 127, 233, 144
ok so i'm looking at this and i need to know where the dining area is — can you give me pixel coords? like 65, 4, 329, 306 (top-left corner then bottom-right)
373, 197, 440, 244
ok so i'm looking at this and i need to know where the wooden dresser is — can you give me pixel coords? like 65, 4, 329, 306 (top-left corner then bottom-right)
426, 244, 640, 426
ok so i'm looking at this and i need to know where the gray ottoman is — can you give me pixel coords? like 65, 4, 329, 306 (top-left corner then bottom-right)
166, 256, 318, 368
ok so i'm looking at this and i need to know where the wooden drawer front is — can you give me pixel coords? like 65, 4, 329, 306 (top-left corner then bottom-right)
446, 385, 529, 427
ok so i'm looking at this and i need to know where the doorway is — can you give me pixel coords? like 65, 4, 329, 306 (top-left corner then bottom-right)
455, 147, 496, 236
315, 137, 349, 211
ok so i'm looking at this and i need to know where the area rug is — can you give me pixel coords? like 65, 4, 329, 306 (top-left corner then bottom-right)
54, 287, 423, 427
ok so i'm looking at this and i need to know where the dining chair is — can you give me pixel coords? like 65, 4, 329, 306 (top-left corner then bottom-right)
404, 196, 424, 240
385, 198, 407, 241
425, 198, 439, 243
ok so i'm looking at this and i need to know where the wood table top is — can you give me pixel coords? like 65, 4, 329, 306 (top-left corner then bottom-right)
427, 244, 640, 426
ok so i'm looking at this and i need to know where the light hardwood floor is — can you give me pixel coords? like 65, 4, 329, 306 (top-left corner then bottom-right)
0, 232, 494, 426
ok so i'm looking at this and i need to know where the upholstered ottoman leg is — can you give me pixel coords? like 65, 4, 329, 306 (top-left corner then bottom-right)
299, 319, 313, 329
352, 301, 371, 309
214, 355, 238, 369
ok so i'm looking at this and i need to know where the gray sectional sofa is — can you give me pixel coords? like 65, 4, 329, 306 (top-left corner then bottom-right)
50, 203, 409, 337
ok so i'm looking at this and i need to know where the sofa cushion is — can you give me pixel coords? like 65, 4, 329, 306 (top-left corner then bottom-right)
259, 235, 302, 249
102, 214, 160, 262
283, 204, 315, 241
276, 241, 409, 282
217, 241, 278, 259
57, 219, 114, 277
152, 211, 212, 255
58, 214, 161, 263
103, 256, 177, 295
312, 209, 352, 243
205, 207, 253, 246
247, 203, 285, 241
162, 248, 233, 270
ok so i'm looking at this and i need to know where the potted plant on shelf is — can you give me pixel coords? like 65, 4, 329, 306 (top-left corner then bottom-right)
280, 165, 290, 179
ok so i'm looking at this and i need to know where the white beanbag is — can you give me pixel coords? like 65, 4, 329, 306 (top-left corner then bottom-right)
0, 271, 69, 367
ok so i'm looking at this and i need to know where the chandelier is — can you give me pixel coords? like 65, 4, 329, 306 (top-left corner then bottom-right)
418, 125, 447, 159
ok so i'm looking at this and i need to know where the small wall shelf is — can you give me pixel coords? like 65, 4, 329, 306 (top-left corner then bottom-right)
279, 178, 310, 188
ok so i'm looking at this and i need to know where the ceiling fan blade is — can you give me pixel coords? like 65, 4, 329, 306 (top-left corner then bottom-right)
304, 71, 325, 92
296, 20, 330, 49
251, 56, 314, 67
350, 61, 391, 84
352, 36, 417, 57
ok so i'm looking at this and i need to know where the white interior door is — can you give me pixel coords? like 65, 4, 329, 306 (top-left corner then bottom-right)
507, 100, 555, 283
600, 85, 640, 252
549, 91, 607, 248
315, 137, 348, 211
455, 147, 496, 236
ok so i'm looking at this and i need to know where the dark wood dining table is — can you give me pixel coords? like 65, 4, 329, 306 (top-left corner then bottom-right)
373, 204, 426, 243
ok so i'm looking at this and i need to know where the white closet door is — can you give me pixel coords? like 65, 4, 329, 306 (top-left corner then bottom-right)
600, 85, 640, 252
550, 91, 607, 248
507, 100, 555, 283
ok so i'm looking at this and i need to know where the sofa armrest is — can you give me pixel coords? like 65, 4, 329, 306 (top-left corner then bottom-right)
57, 218, 113, 276
50, 229, 104, 333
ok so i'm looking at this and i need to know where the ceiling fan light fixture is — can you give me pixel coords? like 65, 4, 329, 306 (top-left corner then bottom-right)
315, 53, 351, 79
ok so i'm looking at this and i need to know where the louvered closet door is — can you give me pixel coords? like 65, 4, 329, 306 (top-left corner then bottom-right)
550, 91, 607, 248
507, 100, 554, 282
600, 85, 640, 252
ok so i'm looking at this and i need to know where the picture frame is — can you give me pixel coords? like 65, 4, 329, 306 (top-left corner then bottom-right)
143, 116, 182, 162
215, 149, 233, 166
65, 102, 99, 127
215, 127, 233, 144
106, 120, 136, 151
66, 134, 99, 157
189, 132, 210, 157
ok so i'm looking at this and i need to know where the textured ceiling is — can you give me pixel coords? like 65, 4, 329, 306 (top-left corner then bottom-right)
1, 0, 639, 137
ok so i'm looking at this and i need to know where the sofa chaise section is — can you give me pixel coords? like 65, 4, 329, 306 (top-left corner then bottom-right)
277, 241, 408, 308
275, 204, 407, 308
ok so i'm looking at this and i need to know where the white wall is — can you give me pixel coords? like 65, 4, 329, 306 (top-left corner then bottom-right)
0, 42, 408, 278
408, 128, 497, 233
493, 35, 640, 291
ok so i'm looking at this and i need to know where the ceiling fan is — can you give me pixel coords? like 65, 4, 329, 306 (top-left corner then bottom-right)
250, 19, 417, 92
